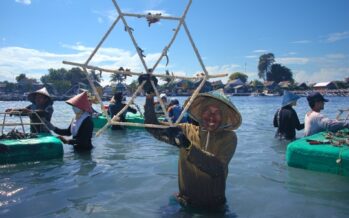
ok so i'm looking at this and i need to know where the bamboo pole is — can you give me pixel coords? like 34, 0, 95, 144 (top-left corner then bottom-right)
95, 81, 146, 137
108, 121, 169, 129
85, 16, 121, 65
175, 77, 207, 124
182, 21, 208, 76
151, 80, 174, 126
111, 0, 149, 73
0, 122, 45, 126
122, 13, 181, 21
63, 61, 227, 80
61, 0, 223, 135
151, 0, 192, 71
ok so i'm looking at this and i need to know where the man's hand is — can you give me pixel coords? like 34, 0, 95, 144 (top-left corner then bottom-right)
138, 74, 158, 94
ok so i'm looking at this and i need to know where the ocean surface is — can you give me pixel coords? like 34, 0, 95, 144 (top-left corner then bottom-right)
0, 96, 348, 218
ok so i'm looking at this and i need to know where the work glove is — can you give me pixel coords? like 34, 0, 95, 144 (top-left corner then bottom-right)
167, 127, 191, 148
138, 74, 158, 94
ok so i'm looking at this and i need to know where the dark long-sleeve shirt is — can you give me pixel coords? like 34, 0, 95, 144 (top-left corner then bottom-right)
273, 105, 304, 140
53, 116, 94, 150
108, 101, 137, 130
26, 103, 53, 133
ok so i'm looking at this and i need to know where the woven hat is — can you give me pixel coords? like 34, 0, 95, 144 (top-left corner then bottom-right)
187, 89, 242, 130
27, 87, 52, 104
66, 91, 93, 113
281, 90, 301, 107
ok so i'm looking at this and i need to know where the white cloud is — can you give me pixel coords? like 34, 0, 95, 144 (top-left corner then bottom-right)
326, 31, 349, 43
294, 68, 349, 83
276, 57, 309, 65
0, 44, 169, 85
93, 10, 117, 23
252, 49, 268, 53
325, 53, 346, 59
245, 55, 257, 59
205, 64, 240, 83
15, 0, 31, 5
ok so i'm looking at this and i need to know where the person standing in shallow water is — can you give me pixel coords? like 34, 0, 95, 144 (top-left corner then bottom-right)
6, 87, 54, 134
273, 90, 304, 140
304, 92, 349, 136
139, 74, 242, 210
46, 91, 94, 151
108, 92, 137, 130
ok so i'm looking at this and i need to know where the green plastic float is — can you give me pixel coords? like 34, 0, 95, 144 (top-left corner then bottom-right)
286, 129, 349, 176
93, 113, 162, 129
0, 134, 63, 164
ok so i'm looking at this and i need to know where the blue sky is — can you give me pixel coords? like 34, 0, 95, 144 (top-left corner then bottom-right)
1, 0, 348, 86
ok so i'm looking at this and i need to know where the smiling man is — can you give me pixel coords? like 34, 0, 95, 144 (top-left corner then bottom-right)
140, 74, 242, 210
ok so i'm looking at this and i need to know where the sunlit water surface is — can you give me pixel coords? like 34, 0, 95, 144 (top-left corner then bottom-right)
0, 96, 348, 218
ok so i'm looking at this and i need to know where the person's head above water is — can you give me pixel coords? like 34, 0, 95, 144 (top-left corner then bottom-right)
187, 89, 242, 131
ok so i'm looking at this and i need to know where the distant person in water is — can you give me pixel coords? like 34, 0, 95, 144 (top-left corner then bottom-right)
139, 73, 242, 210
273, 90, 304, 140
154, 93, 169, 116
46, 91, 94, 151
6, 87, 54, 134
304, 92, 349, 136
108, 92, 137, 130
167, 98, 188, 123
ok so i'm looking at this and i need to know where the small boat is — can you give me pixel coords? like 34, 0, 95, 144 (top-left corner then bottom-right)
0, 133, 63, 164
93, 113, 147, 129
286, 129, 349, 176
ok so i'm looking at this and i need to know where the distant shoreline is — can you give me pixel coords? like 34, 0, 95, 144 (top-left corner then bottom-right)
1, 90, 349, 101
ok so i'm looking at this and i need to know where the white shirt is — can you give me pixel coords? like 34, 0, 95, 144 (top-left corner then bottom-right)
304, 111, 348, 136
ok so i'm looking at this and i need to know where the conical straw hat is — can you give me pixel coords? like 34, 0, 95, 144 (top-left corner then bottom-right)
187, 89, 242, 130
27, 87, 52, 104
66, 91, 93, 113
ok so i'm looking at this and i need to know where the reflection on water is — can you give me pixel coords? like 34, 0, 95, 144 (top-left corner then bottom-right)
0, 97, 349, 217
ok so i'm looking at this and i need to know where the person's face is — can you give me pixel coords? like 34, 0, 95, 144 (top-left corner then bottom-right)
35, 94, 47, 106
314, 101, 325, 111
201, 105, 222, 131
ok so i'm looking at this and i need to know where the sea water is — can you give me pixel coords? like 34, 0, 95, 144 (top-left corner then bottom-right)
0, 96, 348, 218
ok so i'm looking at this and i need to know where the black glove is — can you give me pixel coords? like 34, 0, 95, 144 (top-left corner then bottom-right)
138, 74, 158, 94
167, 127, 190, 148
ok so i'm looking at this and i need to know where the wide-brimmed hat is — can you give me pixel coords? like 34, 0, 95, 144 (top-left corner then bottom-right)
27, 87, 53, 104
187, 89, 242, 130
281, 90, 301, 107
306, 92, 329, 103
66, 91, 93, 113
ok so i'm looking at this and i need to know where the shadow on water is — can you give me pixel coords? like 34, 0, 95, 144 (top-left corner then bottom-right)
158, 195, 238, 218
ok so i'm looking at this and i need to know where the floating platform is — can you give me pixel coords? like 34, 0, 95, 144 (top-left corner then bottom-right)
0, 134, 63, 164
286, 129, 349, 176
93, 113, 146, 129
